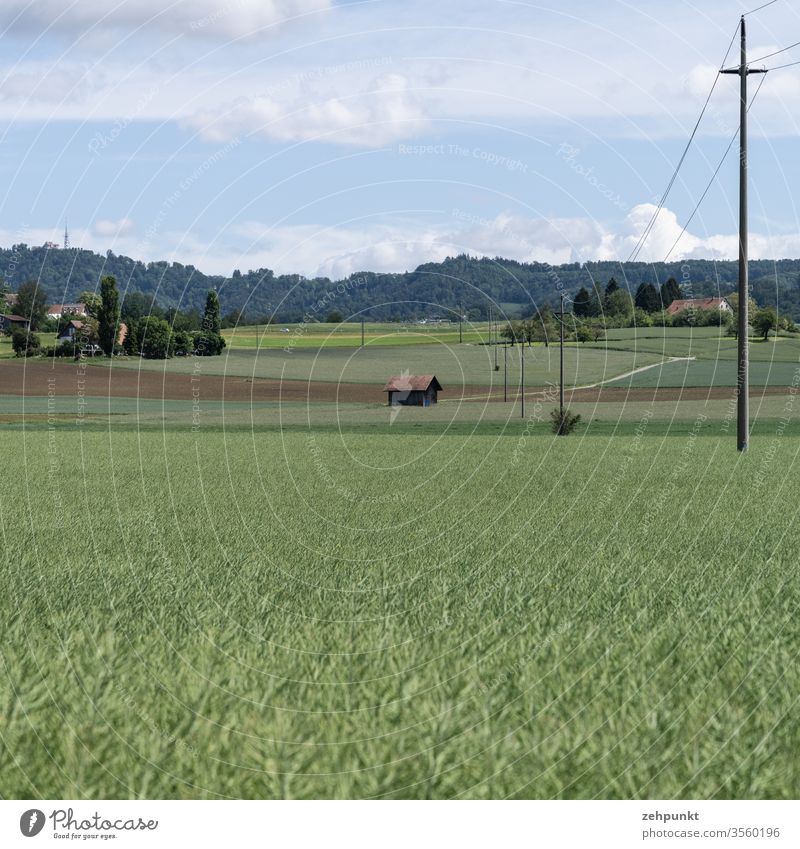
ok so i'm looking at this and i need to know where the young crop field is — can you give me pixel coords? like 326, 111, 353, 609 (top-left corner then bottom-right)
2, 325, 800, 802
98, 340, 664, 389
93, 326, 800, 392
224, 321, 489, 349
2, 430, 799, 799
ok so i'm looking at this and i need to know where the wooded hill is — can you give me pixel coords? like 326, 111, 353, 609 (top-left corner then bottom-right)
3, 244, 800, 321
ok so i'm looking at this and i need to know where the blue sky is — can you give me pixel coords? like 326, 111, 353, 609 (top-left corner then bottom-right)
1, 0, 800, 276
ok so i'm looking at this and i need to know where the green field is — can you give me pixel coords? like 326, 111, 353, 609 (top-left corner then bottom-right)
224, 321, 488, 349
89, 325, 800, 390
2, 430, 799, 799
98, 344, 663, 389
2, 325, 800, 800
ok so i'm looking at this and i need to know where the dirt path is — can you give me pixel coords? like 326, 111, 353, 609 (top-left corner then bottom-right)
574, 356, 696, 390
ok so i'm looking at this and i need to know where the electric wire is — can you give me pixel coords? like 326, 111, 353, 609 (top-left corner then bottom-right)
662, 74, 767, 263
764, 57, 800, 70
627, 24, 740, 263
749, 38, 800, 64
743, 0, 780, 15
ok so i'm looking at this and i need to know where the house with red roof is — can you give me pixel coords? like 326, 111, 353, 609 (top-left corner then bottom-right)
383, 374, 442, 406
666, 297, 733, 317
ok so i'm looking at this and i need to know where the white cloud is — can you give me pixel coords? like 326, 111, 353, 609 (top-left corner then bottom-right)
9, 203, 800, 281
0, 0, 332, 40
93, 218, 135, 237
185, 205, 800, 277
0, 63, 100, 104
188, 73, 429, 146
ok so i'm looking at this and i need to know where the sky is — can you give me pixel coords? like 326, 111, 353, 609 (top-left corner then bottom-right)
2, 0, 800, 278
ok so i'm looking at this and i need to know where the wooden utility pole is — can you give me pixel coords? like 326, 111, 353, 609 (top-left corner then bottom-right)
504, 344, 508, 402
493, 309, 498, 370
560, 293, 565, 433
361, 318, 365, 348
722, 16, 766, 452
520, 347, 525, 419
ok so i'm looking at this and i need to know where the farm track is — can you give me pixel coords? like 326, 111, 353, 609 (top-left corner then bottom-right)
0, 359, 792, 405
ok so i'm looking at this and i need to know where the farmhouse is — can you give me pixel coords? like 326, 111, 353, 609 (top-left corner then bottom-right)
58, 320, 128, 347
383, 374, 442, 406
47, 302, 87, 319
58, 319, 86, 343
666, 297, 733, 317
0, 313, 30, 332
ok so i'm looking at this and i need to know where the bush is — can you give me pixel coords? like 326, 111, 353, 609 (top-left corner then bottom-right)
11, 328, 40, 357
173, 330, 193, 355
550, 407, 581, 435
134, 317, 174, 359
47, 341, 81, 358
671, 307, 730, 328
193, 331, 225, 356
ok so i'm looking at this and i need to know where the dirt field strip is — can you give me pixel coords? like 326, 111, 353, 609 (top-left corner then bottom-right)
0, 358, 788, 408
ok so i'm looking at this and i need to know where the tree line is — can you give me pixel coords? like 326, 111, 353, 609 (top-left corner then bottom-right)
4, 276, 226, 360
3, 245, 800, 322
499, 276, 794, 346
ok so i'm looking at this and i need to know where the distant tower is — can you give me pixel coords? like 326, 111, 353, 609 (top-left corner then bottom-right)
63, 220, 69, 250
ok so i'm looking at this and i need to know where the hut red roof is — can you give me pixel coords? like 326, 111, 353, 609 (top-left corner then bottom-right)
383, 374, 442, 392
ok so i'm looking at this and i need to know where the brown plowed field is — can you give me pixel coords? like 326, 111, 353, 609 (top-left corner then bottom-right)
0, 360, 792, 405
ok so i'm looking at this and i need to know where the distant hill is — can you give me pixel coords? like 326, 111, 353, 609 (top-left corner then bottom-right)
2, 244, 800, 321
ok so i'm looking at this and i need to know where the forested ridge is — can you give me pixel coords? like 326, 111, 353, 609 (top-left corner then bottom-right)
3, 244, 800, 321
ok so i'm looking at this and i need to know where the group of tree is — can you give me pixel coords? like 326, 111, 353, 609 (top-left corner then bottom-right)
6, 244, 800, 322
121, 286, 225, 358
572, 276, 683, 320
496, 275, 797, 346
2, 275, 227, 360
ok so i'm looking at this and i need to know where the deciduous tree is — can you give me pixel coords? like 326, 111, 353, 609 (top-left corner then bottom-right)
15, 280, 47, 330
753, 307, 778, 340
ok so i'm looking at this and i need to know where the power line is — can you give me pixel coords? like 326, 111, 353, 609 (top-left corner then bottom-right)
743, 0, 780, 15
662, 74, 767, 263
627, 24, 740, 263
749, 37, 800, 64
764, 56, 800, 70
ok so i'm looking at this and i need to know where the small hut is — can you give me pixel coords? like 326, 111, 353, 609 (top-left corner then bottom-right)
383, 374, 442, 407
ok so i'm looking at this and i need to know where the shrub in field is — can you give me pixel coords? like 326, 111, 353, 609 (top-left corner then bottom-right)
11, 328, 40, 356
550, 407, 581, 435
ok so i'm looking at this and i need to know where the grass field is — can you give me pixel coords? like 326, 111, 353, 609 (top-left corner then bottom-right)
2, 430, 799, 799
92, 325, 800, 390
98, 344, 665, 389
223, 321, 489, 349
2, 325, 800, 800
